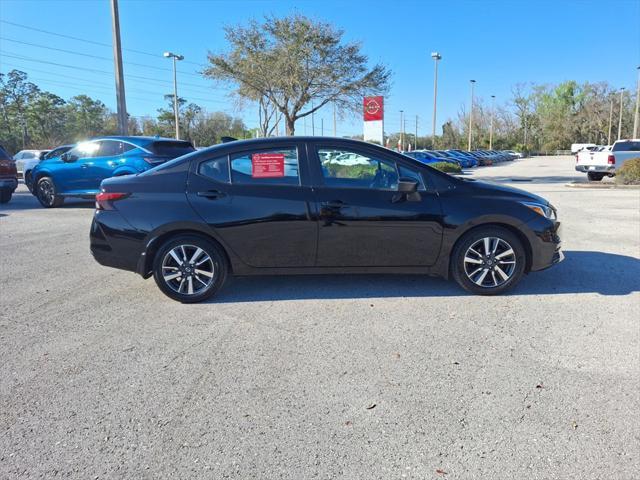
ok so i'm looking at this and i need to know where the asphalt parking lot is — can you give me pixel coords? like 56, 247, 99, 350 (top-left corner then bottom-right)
1, 155, 639, 479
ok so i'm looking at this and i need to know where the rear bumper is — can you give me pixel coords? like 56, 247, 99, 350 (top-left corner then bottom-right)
90, 212, 143, 274
0, 177, 18, 191
575, 165, 614, 173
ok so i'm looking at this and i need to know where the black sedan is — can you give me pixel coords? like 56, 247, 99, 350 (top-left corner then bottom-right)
90, 137, 562, 302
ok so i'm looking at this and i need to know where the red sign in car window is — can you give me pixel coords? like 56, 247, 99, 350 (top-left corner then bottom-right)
252, 152, 285, 178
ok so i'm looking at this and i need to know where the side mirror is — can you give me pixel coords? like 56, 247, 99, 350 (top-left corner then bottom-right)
397, 177, 418, 193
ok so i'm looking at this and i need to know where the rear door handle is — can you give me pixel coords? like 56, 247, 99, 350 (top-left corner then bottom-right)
197, 190, 226, 200
81, 164, 89, 169
322, 200, 345, 209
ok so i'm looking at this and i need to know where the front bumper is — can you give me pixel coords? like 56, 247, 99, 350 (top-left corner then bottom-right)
523, 216, 563, 272
575, 165, 614, 173
0, 177, 18, 191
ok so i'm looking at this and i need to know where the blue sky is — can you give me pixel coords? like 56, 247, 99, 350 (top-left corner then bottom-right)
1, 0, 639, 137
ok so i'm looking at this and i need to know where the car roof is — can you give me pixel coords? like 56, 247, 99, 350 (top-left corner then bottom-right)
90, 136, 188, 146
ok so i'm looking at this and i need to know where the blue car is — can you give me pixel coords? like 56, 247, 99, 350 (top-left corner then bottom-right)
402, 150, 457, 165
31, 136, 195, 207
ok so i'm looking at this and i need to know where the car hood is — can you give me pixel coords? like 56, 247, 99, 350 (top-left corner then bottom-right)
461, 178, 550, 205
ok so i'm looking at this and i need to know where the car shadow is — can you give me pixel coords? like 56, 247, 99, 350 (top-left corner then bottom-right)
211, 251, 639, 303
475, 175, 581, 184
0, 190, 94, 211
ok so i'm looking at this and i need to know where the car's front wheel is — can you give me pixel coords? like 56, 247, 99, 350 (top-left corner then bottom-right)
152, 235, 228, 303
451, 226, 526, 295
36, 177, 64, 208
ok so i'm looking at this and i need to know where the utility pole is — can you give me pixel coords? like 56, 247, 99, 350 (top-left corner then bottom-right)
164, 52, 184, 139
311, 102, 315, 136
431, 52, 442, 140
321, 118, 324, 136
333, 101, 337, 137
489, 95, 496, 150
415, 115, 418, 150
110, 0, 128, 135
468, 80, 476, 151
399, 110, 404, 151
633, 66, 639, 139
618, 87, 625, 140
608, 96, 614, 145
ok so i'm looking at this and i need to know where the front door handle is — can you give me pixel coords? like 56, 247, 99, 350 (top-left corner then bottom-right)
197, 190, 226, 200
80, 164, 89, 169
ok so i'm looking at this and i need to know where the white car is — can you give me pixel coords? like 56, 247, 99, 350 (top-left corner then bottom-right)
575, 139, 640, 181
13, 150, 49, 179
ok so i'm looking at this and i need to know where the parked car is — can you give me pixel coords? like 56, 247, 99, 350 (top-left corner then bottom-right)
0, 145, 18, 203
30, 136, 196, 207
442, 150, 477, 168
90, 137, 563, 302
22, 145, 74, 192
575, 139, 640, 181
401, 151, 442, 164
13, 149, 50, 179
505, 150, 524, 159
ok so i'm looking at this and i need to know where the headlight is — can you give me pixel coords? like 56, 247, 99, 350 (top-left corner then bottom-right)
521, 201, 556, 219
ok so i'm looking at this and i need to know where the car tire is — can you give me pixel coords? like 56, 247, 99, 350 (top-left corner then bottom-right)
152, 235, 228, 303
587, 172, 604, 181
25, 171, 33, 192
35, 177, 64, 208
451, 226, 526, 295
0, 189, 12, 204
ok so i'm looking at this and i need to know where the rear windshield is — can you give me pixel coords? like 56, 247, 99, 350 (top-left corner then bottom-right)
148, 141, 195, 158
0, 145, 10, 160
612, 141, 640, 152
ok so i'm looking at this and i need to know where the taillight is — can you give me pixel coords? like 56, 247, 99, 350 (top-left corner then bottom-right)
95, 192, 129, 210
607, 155, 615, 165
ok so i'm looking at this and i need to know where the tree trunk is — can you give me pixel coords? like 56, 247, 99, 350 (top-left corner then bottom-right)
286, 116, 295, 136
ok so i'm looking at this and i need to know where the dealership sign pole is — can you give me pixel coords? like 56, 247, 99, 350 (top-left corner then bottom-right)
363, 96, 384, 145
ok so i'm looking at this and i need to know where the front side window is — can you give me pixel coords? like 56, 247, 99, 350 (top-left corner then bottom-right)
68, 141, 100, 160
318, 148, 399, 190
230, 148, 299, 186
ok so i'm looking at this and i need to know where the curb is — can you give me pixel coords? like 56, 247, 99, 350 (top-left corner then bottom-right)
565, 182, 640, 190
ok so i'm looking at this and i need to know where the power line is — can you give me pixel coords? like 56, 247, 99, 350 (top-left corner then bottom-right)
0, 52, 223, 95
0, 19, 206, 67
0, 36, 208, 79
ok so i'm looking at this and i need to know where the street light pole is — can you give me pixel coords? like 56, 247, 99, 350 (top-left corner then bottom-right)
468, 80, 476, 151
400, 110, 404, 151
431, 52, 441, 141
333, 101, 337, 137
110, 0, 128, 135
607, 96, 614, 145
633, 66, 640, 139
618, 87, 625, 140
489, 95, 495, 150
164, 51, 184, 140
415, 115, 418, 150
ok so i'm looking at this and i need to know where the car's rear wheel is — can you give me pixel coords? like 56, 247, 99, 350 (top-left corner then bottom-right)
36, 177, 64, 208
0, 189, 12, 204
587, 172, 604, 181
152, 235, 228, 303
451, 226, 526, 295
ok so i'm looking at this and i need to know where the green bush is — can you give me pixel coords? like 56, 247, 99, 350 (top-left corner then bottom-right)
430, 161, 462, 174
616, 158, 640, 185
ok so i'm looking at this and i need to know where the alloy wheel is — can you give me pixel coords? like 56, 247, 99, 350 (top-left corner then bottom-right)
38, 180, 55, 205
463, 237, 516, 288
161, 244, 215, 295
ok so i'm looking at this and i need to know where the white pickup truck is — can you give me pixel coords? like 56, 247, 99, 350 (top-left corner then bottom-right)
575, 139, 640, 181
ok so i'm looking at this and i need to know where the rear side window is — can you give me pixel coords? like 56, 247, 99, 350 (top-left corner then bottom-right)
230, 148, 299, 186
98, 140, 124, 157
199, 155, 230, 183
149, 141, 195, 158
613, 141, 640, 152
